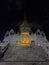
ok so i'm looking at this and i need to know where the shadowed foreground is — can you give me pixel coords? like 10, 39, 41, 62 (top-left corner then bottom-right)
0, 43, 49, 65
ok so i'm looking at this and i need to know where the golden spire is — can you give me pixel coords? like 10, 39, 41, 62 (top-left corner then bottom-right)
20, 12, 30, 32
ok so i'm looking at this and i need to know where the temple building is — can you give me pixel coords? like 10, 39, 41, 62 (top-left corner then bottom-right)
3, 18, 48, 46
1, 16, 49, 62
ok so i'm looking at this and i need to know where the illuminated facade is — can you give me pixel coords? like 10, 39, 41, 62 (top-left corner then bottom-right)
20, 20, 35, 46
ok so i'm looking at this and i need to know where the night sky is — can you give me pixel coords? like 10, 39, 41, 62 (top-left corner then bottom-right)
0, 0, 49, 40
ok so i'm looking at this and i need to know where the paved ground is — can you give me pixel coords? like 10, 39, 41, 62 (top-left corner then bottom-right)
0, 62, 49, 65
0, 43, 49, 65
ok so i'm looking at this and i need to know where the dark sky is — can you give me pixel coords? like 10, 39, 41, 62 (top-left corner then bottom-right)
0, 0, 49, 40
